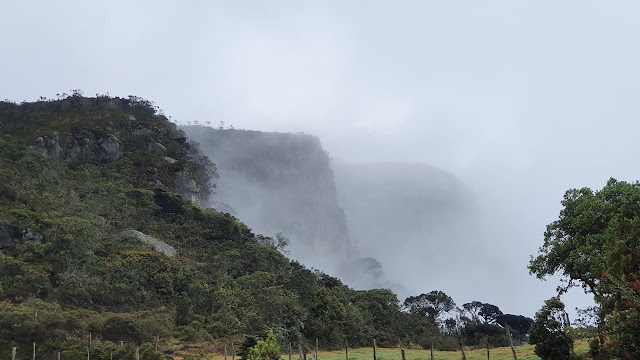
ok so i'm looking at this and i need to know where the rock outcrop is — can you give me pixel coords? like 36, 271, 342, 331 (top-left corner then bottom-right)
119, 230, 176, 257
175, 170, 201, 204
99, 135, 120, 160
29, 132, 121, 161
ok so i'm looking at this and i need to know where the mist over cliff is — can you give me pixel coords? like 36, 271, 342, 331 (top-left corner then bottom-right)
182, 126, 473, 296
332, 162, 473, 299
182, 127, 365, 280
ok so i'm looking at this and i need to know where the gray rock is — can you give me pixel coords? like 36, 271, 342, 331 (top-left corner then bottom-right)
68, 132, 95, 160
99, 135, 120, 160
119, 230, 175, 257
148, 141, 167, 153
164, 156, 177, 164
24, 228, 42, 244
175, 170, 201, 204
29, 137, 63, 157
132, 128, 153, 136
128, 114, 137, 121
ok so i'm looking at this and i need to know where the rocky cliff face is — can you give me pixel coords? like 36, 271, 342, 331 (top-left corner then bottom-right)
182, 127, 355, 270
0, 95, 213, 208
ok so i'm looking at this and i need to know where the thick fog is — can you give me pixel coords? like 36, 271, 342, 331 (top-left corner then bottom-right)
4, 0, 640, 318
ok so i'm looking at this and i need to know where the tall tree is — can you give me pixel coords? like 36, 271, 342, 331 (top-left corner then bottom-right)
478, 303, 503, 325
403, 291, 455, 321
529, 178, 640, 357
462, 301, 483, 324
528, 178, 640, 295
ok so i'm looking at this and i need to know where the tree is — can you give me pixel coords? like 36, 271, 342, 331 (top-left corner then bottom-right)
529, 178, 640, 356
478, 303, 503, 324
443, 318, 458, 334
528, 178, 640, 295
403, 291, 455, 321
256, 233, 290, 254
462, 301, 483, 323
529, 298, 573, 360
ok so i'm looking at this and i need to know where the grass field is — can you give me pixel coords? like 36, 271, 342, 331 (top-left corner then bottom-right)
304, 341, 589, 360
301, 341, 588, 360
183, 340, 589, 360
284, 341, 589, 360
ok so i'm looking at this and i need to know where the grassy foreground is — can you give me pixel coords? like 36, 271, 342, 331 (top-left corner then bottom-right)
183, 341, 590, 360
300, 341, 589, 360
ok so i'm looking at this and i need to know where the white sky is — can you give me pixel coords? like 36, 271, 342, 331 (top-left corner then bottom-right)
3, 0, 640, 317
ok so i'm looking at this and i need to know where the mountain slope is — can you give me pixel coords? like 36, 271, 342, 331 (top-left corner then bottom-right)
0, 95, 424, 360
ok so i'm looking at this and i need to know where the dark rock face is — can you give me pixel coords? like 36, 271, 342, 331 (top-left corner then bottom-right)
29, 132, 120, 162
99, 135, 120, 160
30, 137, 63, 157
0, 222, 19, 249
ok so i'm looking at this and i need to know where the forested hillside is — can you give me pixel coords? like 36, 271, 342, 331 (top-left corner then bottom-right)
0, 95, 435, 359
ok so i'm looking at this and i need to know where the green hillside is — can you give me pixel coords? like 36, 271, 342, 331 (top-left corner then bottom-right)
0, 95, 437, 360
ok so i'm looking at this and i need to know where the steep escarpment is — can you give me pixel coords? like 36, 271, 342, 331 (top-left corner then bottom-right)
180, 127, 472, 296
182, 127, 356, 268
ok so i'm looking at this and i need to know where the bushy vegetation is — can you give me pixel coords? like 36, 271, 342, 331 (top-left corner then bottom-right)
246, 331, 280, 360
529, 298, 573, 360
0, 95, 535, 359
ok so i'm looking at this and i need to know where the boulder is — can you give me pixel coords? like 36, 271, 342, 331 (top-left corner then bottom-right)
119, 230, 175, 257
164, 156, 177, 164
128, 114, 137, 121
24, 228, 42, 244
148, 141, 167, 153
99, 135, 120, 160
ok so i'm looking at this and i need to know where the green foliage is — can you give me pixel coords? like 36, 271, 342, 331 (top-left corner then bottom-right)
403, 291, 456, 321
246, 331, 281, 360
530, 178, 640, 357
528, 178, 640, 294
530, 298, 573, 360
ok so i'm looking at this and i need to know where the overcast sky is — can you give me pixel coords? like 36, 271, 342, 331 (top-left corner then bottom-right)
3, 0, 640, 317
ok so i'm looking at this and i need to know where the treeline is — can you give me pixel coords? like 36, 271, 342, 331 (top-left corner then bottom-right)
0, 95, 529, 360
